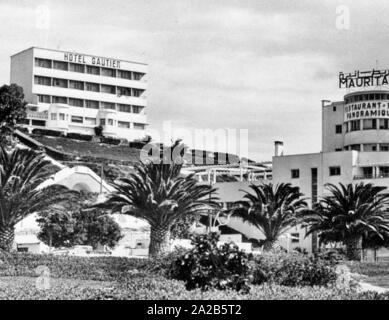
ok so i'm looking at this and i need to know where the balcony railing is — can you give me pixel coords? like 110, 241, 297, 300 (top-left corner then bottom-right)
354, 172, 389, 180
27, 111, 48, 120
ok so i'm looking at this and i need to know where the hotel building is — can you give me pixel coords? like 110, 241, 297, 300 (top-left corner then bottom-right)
272, 71, 389, 252
10, 47, 148, 141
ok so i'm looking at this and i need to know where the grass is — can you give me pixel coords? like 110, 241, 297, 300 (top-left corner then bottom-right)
347, 261, 389, 289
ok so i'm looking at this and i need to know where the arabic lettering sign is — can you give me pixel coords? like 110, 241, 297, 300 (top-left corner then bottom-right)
339, 69, 389, 89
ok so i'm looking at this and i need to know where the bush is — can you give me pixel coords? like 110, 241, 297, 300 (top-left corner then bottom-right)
169, 232, 252, 292
101, 136, 121, 145
66, 132, 93, 141
32, 128, 62, 137
252, 251, 338, 287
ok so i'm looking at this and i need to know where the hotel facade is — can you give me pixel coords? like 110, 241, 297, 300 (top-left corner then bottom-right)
10, 47, 148, 141
272, 70, 389, 253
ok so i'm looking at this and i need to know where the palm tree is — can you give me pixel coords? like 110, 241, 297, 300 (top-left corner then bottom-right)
94, 161, 218, 258
232, 183, 308, 251
302, 183, 389, 261
0, 145, 77, 251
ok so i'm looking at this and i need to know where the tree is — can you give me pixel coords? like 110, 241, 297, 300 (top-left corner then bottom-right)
37, 208, 76, 248
94, 160, 218, 258
0, 84, 27, 129
37, 191, 122, 250
72, 209, 122, 250
232, 183, 308, 251
302, 183, 389, 261
0, 145, 77, 251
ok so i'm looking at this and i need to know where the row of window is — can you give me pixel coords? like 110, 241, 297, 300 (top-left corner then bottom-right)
49, 113, 145, 129
343, 143, 389, 152
34, 76, 145, 97
291, 166, 341, 178
336, 119, 389, 133
35, 58, 145, 80
345, 93, 389, 104
36, 95, 143, 113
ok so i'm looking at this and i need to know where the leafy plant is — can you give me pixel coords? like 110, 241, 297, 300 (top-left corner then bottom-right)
169, 232, 252, 292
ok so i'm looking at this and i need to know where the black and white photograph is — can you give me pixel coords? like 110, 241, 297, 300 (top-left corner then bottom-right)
1, 0, 389, 308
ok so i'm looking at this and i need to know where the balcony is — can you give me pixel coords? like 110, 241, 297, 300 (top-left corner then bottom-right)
26, 111, 48, 120
354, 172, 389, 180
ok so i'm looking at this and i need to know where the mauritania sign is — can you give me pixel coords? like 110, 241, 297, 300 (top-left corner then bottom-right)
339, 69, 389, 88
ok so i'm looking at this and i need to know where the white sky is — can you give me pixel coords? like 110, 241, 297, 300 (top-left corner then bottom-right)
1, 0, 389, 161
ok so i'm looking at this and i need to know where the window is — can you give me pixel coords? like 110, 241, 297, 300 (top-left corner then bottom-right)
31, 119, 46, 126
101, 102, 115, 110
381, 143, 389, 151
118, 70, 132, 80
291, 169, 300, 179
132, 89, 143, 97
133, 72, 145, 81
107, 119, 114, 126
100, 119, 106, 126
134, 123, 145, 130
379, 167, 389, 178
335, 148, 342, 152
52, 78, 68, 88
38, 95, 51, 103
350, 120, 361, 131
101, 68, 116, 77
69, 98, 84, 107
333, 106, 336, 112
69, 80, 84, 90
291, 233, 299, 243
85, 100, 99, 109
84, 117, 97, 125
86, 82, 100, 92
52, 96, 67, 104
363, 167, 373, 178
335, 125, 342, 134
350, 144, 361, 151
35, 58, 51, 68
363, 143, 378, 151
34, 76, 51, 86
132, 105, 142, 113
53, 60, 68, 71
50, 113, 57, 120
69, 63, 84, 73
329, 166, 341, 176
363, 119, 377, 130
86, 65, 100, 75
117, 86, 131, 96
380, 119, 389, 129
118, 121, 130, 128
100, 84, 116, 94
59, 113, 65, 121
118, 104, 132, 113
71, 116, 83, 123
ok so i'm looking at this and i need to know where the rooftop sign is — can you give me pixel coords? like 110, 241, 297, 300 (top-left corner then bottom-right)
63, 52, 121, 69
339, 69, 389, 88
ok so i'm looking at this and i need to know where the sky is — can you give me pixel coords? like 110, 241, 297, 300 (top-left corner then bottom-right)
1, 0, 389, 161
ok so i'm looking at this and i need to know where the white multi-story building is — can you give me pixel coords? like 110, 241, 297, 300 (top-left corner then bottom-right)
10, 47, 148, 141
272, 70, 389, 253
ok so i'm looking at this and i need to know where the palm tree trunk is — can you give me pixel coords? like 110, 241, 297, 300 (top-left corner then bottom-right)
0, 226, 15, 252
149, 225, 171, 258
262, 239, 276, 251
345, 235, 363, 261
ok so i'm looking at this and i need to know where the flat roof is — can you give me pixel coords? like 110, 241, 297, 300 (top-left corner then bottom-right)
10, 46, 147, 66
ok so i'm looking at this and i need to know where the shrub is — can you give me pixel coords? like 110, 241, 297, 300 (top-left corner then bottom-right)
169, 232, 252, 292
252, 251, 338, 287
100, 136, 121, 145
66, 132, 93, 141
32, 128, 62, 137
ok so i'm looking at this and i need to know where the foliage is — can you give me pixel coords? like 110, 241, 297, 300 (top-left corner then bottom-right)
169, 232, 252, 292
232, 183, 308, 251
0, 83, 27, 129
170, 214, 198, 239
37, 192, 122, 249
302, 183, 389, 261
72, 209, 122, 249
0, 146, 77, 251
94, 125, 103, 137
252, 251, 338, 287
66, 132, 93, 141
93, 157, 218, 257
